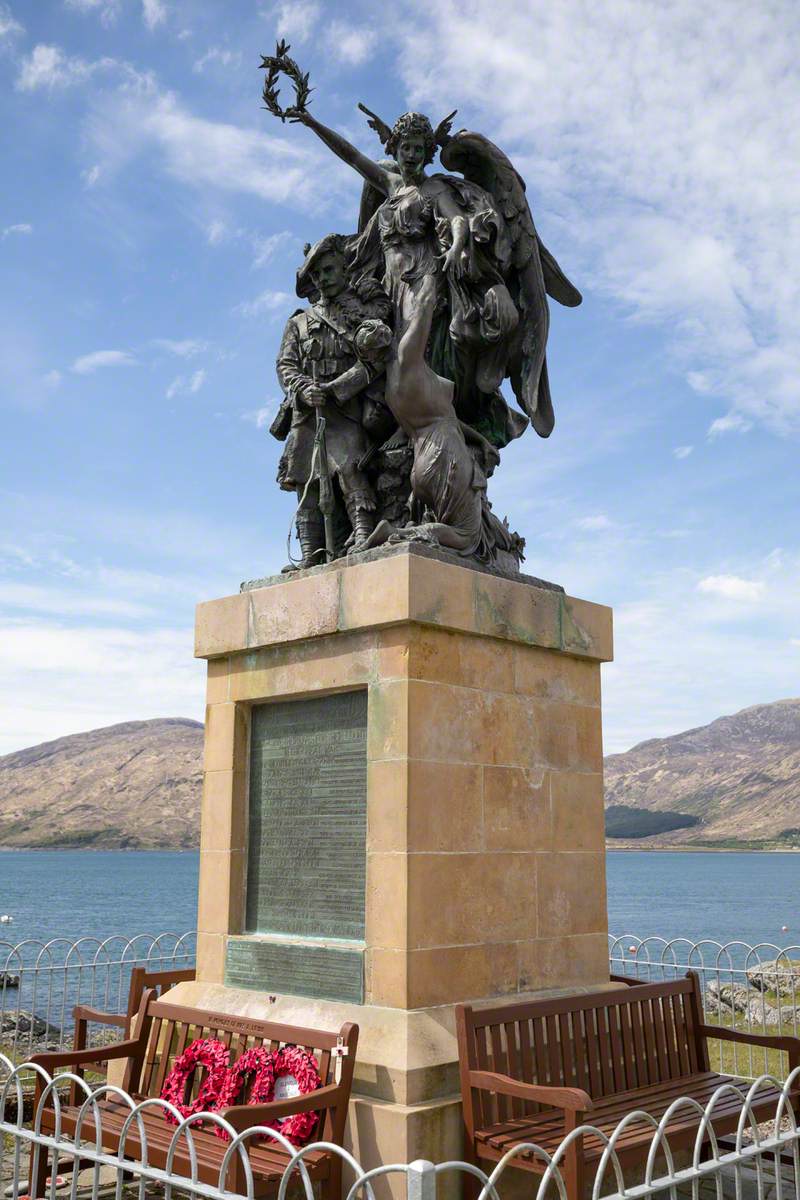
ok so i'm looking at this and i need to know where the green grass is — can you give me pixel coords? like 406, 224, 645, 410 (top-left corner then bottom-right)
703, 1014, 794, 1081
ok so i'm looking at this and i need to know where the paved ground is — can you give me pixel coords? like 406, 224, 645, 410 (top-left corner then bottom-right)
2, 1144, 796, 1200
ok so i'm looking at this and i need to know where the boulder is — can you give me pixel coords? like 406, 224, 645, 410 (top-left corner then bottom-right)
705, 980, 782, 1025
0, 972, 20, 988
706, 980, 755, 1013
746, 960, 800, 999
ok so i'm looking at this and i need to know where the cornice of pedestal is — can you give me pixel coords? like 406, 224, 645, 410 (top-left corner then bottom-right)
195, 543, 613, 663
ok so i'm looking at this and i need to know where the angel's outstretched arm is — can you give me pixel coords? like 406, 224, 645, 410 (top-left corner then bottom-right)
292, 110, 390, 196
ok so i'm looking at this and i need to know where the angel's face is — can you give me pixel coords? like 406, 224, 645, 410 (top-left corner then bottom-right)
397, 136, 427, 180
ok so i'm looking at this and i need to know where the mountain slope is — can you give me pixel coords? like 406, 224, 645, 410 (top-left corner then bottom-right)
604, 699, 800, 845
0, 719, 203, 849
2, 699, 799, 850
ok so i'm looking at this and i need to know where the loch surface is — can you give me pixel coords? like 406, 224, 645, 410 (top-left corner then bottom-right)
1, 849, 798, 951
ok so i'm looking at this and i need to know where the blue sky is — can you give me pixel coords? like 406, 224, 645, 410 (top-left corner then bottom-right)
1, 0, 798, 757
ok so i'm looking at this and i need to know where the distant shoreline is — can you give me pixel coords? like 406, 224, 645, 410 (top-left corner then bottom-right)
0, 845, 198, 853
606, 843, 800, 853
1, 843, 799, 855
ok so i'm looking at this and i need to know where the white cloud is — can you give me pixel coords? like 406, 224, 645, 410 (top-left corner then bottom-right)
153, 338, 208, 358
236, 289, 292, 318
275, 0, 320, 43
673, 445, 693, 460
326, 20, 376, 65
599, 553, 800, 750
193, 46, 240, 73
0, 4, 24, 38
0, 619, 202, 755
42, 370, 62, 389
165, 368, 206, 399
251, 230, 291, 268
72, 349, 137, 373
2, 223, 32, 238
241, 406, 274, 429
697, 574, 765, 602
576, 514, 612, 531
82, 163, 101, 187
64, 0, 120, 25
204, 223, 292, 267
790, 639, 800, 648
0, 582, 152, 620
391, 0, 800, 434
85, 82, 326, 207
205, 219, 227, 245
16, 43, 121, 91
141, 0, 166, 29
708, 412, 753, 438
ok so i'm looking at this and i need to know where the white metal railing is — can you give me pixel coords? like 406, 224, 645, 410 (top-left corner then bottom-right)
0, 932, 196, 1061
1, 1053, 799, 1200
609, 933, 800, 1078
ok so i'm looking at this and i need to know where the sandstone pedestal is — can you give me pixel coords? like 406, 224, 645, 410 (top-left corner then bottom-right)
175, 544, 613, 1194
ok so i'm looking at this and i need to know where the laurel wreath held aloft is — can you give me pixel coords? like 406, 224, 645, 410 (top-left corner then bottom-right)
259, 40, 312, 121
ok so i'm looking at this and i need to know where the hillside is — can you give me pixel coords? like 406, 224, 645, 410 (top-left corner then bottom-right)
604, 699, 800, 847
0, 719, 203, 849
2, 700, 799, 850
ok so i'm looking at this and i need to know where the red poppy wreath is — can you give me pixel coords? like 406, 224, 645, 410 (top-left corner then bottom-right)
160, 1037, 231, 1122
160, 1039, 322, 1147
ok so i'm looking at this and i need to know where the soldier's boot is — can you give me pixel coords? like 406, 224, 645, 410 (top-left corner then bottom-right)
284, 511, 326, 572
345, 496, 375, 553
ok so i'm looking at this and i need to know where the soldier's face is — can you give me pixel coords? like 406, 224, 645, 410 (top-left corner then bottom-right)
311, 253, 346, 299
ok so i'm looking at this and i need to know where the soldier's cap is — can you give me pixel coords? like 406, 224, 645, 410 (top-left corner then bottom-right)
296, 233, 349, 299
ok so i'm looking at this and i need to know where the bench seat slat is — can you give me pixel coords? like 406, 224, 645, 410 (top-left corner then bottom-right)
474, 1073, 790, 1164
38, 1100, 330, 1182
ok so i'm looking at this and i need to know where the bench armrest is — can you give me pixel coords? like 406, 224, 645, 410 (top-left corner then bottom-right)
31, 1037, 142, 1072
469, 1070, 593, 1112
699, 1024, 800, 1064
219, 1082, 343, 1132
73, 1006, 128, 1029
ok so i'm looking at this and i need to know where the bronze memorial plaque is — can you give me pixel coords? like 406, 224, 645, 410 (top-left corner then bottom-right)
245, 690, 367, 941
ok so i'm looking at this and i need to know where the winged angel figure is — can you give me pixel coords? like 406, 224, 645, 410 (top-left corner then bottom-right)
263, 52, 581, 572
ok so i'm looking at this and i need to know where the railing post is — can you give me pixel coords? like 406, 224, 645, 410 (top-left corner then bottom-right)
407, 1160, 437, 1200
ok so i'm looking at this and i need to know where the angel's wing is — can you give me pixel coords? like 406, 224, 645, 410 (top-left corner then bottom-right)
357, 102, 392, 147
441, 130, 581, 436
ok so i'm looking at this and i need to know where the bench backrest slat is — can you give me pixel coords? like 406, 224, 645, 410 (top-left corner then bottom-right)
457, 974, 706, 1114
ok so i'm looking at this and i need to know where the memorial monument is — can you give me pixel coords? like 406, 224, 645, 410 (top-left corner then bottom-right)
172, 44, 614, 1195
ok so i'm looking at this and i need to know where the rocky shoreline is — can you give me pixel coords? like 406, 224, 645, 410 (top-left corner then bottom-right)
1, 1009, 62, 1057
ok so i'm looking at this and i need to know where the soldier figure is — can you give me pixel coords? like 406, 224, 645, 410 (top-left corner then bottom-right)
272, 234, 389, 569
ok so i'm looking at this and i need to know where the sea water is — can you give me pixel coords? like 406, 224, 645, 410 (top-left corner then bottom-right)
1, 849, 798, 951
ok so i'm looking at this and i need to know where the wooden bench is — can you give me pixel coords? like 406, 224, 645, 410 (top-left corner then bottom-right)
31, 989, 358, 1199
457, 972, 800, 1200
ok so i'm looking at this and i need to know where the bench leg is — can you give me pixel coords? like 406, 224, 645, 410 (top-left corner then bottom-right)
320, 1153, 341, 1200
563, 1135, 585, 1200
27, 1144, 50, 1200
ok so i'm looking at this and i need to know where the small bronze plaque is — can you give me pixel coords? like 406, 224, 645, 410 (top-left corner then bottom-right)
225, 937, 364, 1004
246, 690, 367, 941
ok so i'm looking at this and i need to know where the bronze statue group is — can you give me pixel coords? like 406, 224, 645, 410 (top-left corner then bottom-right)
264, 44, 581, 576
